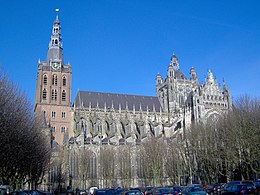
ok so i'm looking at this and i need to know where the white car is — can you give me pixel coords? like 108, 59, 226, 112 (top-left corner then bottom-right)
89, 187, 98, 195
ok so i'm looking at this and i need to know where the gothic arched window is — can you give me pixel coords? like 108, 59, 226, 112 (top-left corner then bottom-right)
52, 89, 57, 101
89, 153, 97, 178
51, 90, 54, 100
105, 121, 110, 136
42, 88, 47, 100
51, 126, 56, 132
54, 28, 58, 34
62, 76, 66, 86
52, 75, 58, 86
61, 127, 66, 133
43, 75, 47, 85
55, 90, 57, 100
62, 90, 66, 101
149, 123, 155, 136
135, 123, 141, 138
120, 122, 125, 138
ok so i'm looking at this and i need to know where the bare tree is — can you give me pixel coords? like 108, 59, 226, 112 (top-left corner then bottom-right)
117, 145, 132, 188
184, 95, 260, 183
78, 148, 93, 190
100, 146, 115, 188
165, 140, 184, 185
224, 95, 260, 180
139, 138, 166, 186
0, 70, 51, 189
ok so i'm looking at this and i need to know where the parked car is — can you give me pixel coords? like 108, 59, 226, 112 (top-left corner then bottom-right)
144, 186, 154, 195
78, 190, 88, 195
23, 190, 40, 195
208, 184, 223, 195
124, 190, 143, 195
153, 187, 175, 195
221, 184, 256, 195
89, 187, 98, 195
94, 189, 113, 195
0, 185, 10, 195
109, 187, 122, 195
170, 186, 182, 195
129, 188, 142, 192
10, 191, 28, 195
253, 180, 260, 195
180, 186, 207, 195
223, 181, 255, 191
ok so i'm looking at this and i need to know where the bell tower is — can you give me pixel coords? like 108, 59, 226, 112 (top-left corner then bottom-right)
34, 10, 72, 146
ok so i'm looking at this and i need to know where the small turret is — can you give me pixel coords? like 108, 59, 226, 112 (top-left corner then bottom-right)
170, 52, 179, 70
190, 67, 198, 81
207, 69, 215, 85
167, 63, 174, 78
223, 79, 232, 109
156, 72, 163, 85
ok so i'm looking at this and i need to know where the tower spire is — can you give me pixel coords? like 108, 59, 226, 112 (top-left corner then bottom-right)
46, 8, 64, 66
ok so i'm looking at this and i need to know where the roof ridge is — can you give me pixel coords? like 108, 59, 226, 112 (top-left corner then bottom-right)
78, 90, 157, 98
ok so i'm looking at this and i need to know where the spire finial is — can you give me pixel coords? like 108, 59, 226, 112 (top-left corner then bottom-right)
55, 8, 59, 20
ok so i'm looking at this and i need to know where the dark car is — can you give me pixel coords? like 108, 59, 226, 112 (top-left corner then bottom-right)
171, 186, 182, 195
94, 189, 113, 195
153, 187, 174, 195
129, 189, 142, 192
223, 181, 255, 191
109, 187, 122, 195
10, 191, 28, 195
0, 185, 10, 195
180, 186, 207, 195
144, 187, 154, 195
221, 184, 256, 195
253, 180, 260, 195
208, 184, 223, 195
23, 190, 43, 195
124, 190, 143, 195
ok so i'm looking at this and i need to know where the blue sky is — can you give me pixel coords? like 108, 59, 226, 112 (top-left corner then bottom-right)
0, 0, 260, 106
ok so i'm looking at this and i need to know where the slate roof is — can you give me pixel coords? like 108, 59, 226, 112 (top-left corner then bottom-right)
175, 70, 187, 80
74, 90, 162, 112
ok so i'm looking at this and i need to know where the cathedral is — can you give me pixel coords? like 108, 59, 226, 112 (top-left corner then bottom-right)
34, 13, 232, 190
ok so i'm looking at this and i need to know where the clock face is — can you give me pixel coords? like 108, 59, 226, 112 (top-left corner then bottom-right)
52, 62, 60, 70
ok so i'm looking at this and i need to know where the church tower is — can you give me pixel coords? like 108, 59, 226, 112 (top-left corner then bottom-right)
34, 10, 72, 146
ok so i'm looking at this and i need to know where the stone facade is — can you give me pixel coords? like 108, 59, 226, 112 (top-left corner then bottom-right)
34, 14, 232, 189
69, 55, 232, 147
